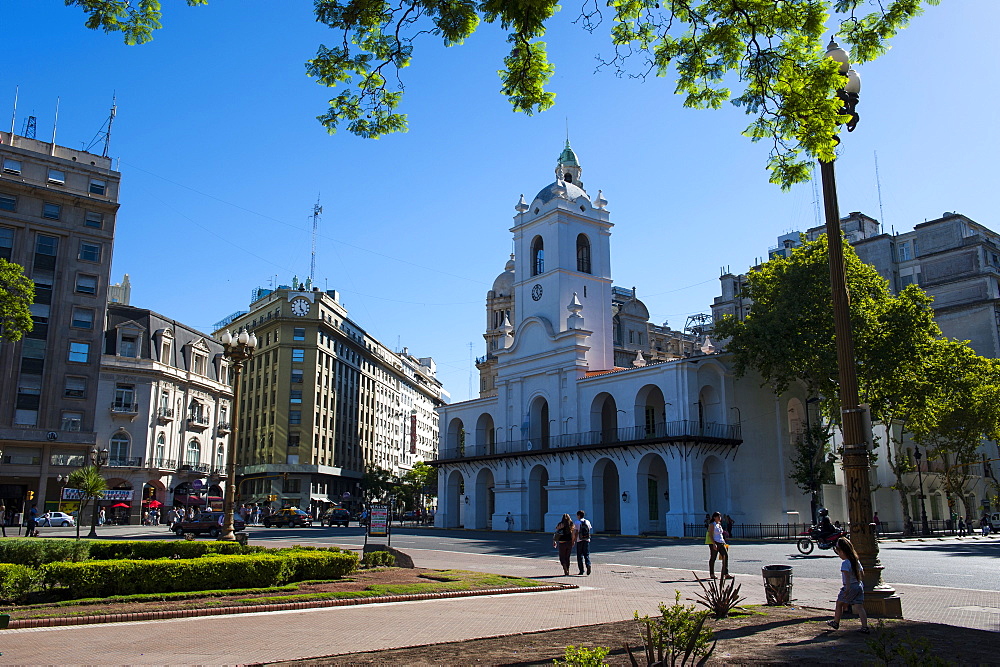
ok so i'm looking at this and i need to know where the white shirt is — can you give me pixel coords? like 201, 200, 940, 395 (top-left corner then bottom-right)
712, 522, 726, 544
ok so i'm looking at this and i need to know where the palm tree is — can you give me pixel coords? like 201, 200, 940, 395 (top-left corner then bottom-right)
67, 466, 107, 540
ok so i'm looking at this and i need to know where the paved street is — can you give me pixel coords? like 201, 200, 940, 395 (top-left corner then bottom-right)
4, 524, 997, 664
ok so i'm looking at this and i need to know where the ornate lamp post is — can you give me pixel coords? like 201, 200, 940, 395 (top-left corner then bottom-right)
219, 328, 257, 541
87, 447, 109, 538
819, 37, 901, 617
913, 447, 931, 536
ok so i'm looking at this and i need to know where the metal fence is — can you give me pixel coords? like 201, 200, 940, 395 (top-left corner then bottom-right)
442, 420, 741, 459
685, 523, 807, 539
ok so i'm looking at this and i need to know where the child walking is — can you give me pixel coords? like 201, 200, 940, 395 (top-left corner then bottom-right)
826, 536, 869, 634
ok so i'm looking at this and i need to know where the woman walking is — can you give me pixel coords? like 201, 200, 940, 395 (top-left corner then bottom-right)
707, 511, 732, 580
552, 513, 576, 576
826, 537, 869, 634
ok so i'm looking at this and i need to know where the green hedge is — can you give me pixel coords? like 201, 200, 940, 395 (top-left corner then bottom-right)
43, 551, 359, 598
0, 539, 89, 567
87, 540, 262, 561
0, 563, 37, 603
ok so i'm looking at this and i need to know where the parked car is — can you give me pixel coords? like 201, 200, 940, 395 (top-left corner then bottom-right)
263, 508, 313, 528
320, 508, 351, 527
39, 511, 76, 527
172, 511, 245, 538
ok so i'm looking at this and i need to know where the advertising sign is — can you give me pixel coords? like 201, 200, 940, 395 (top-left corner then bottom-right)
368, 504, 389, 537
62, 488, 134, 501
410, 414, 417, 454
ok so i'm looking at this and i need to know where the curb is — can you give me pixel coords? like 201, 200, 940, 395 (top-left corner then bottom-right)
5, 584, 577, 630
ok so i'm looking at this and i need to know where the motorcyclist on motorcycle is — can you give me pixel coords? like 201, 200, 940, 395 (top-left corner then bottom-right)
817, 509, 838, 540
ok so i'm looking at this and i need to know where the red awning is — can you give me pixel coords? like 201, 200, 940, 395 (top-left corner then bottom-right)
173, 495, 206, 506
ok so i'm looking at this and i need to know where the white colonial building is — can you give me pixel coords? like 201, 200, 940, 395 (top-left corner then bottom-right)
434, 146, 809, 535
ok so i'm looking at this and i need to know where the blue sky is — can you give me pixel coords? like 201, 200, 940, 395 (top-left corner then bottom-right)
3, 1, 997, 402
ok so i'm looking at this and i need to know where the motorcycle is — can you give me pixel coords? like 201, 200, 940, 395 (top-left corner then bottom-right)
796, 525, 846, 555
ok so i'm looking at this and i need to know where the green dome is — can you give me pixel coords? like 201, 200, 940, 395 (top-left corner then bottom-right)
558, 144, 580, 167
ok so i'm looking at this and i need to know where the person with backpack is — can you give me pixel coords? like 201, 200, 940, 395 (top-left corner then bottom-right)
552, 513, 576, 576
574, 510, 593, 575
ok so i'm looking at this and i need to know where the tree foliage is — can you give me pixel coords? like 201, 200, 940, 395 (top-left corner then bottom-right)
67, 466, 108, 540
789, 423, 835, 522
0, 259, 34, 343
363, 462, 437, 510
63, 0, 938, 188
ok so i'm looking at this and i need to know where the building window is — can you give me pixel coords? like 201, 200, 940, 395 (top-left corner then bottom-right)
71, 307, 95, 329
47, 169, 66, 185
161, 339, 171, 364
61, 411, 84, 431
897, 242, 911, 262
68, 341, 90, 363
192, 353, 207, 375
119, 335, 138, 358
290, 389, 302, 404
109, 433, 130, 462
14, 409, 37, 426
2, 158, 21, 174
155, 434, 166, 465
216, 444, 225, 470
76, 274, 98, 295
291, 369, 303, 383
35, 234, 58, 257
79, 241, 102, 263
292, 349, 305, 362
64, 376, 87, 398
42, 203, 61, 220
576, 234, 592, 274
293, 327, 305, 341
289, 410, 302, 425
113, 384, 136, 410
531, 235, 544, 276
89, 179, 107, 195
186, 439, 201, 465
0, 194, 15, 212
84, 211, 103, 229
0, 227, 12, 261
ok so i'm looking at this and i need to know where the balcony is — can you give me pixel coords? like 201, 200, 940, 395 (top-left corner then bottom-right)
107, 456, 143, 468
436, 420, 743, 462
178, 462, 211, 474
147, 458, 177, 470
156, 407, 174, 423
216, 422, 231, 435
110, 402, 139, 418
186, 414, 210, 431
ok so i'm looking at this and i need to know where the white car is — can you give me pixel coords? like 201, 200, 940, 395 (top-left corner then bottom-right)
39, 511, 76, 527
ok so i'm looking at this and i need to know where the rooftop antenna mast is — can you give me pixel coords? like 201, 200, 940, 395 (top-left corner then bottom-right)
103, 94, 117, 158
21, 115, 36, 139
9, 86, 17, 141
310, 195, 322, 285
874, 151, 885, 234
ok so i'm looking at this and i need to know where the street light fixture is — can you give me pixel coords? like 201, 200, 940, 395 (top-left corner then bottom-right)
220, 328, 258, 541
913, 447, 931, 536
819, 37, 900, 617
87, 447, 109, 538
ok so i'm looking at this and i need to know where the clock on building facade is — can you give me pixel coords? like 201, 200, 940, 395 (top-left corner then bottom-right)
290, 297, 310, 316
531, 284, 543, 301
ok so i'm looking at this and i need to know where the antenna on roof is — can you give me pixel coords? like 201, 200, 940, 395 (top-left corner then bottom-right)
310, 195, 322, 285
874, 151, 885, 234
50, 97, 60, 155
8, 86, 17, 140
85, 93, 117, 156
21, 115, 36, 139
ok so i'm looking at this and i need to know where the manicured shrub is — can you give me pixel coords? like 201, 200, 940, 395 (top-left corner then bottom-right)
362, 550, 396, 568
0, 538, 89, 566
0, 563, 38, 603
42, 551, 358, 599
87, 540, 262, 561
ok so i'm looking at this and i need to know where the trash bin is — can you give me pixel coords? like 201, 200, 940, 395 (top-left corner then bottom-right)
762, 565, 793, 605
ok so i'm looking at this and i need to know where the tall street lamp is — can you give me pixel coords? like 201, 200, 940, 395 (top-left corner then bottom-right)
913, 447, 931, 536
87, 447, 109, 538
819, 37, 901, 617
220, 328, 257, 541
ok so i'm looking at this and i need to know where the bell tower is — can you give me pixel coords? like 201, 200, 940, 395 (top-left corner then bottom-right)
508, 144, 615, 371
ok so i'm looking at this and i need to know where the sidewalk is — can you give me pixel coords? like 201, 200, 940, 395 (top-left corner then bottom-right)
2, 541, 997, 664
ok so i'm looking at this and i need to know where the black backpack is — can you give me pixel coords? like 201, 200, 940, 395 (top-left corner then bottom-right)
579, 520, 591, 540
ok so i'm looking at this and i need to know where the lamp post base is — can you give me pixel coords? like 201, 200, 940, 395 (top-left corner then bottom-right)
864, 590, 904, 618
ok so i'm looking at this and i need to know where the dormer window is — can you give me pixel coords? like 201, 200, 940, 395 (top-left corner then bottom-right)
119, 335, 138, 358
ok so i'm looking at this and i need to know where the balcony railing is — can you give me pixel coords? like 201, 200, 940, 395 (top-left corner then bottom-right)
178, 462, 211, 473
148, 458, 177, 470
107, 457, 143, 467
157, 407, 174, 422
187, 415, 210, 430
217, 422, 231, 434
438, 420, 741, 460
110, 402, 139, 415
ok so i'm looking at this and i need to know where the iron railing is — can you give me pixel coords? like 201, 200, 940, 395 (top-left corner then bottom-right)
441, 420, 741, 459
148, 458, 177, 470
179, 462, 211, 473
107, 457, 143, 467
110, 402, 139, 414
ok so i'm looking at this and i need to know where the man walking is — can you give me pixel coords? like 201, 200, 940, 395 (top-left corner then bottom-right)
505, 512, 514, 531
574, 510, 593, 575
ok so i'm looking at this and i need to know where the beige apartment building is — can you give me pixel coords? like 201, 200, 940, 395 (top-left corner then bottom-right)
0, 130, 119, 521
213, 282, 445, 515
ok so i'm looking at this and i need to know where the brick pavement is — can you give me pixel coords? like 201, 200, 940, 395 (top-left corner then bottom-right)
2, 537, 997, 664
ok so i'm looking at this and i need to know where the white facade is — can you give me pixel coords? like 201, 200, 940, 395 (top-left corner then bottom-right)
434, 147, 807, 535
